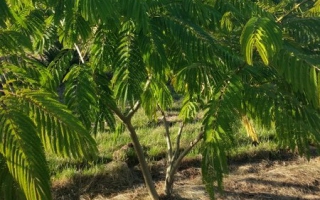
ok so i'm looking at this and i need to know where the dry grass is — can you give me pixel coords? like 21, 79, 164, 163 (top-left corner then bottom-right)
51, 108, 319, 200
52, 153, 320, 200
52, 161, 135, 200
218, 157, 320, 200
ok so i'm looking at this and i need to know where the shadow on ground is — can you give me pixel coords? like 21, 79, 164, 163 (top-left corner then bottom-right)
52, 150, 320, 200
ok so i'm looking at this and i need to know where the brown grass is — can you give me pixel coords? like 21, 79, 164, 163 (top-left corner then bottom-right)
218, 157, 320, 200
52, 154, 320, 200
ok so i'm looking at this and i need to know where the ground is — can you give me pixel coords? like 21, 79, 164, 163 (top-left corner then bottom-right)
52, 153, 320, 200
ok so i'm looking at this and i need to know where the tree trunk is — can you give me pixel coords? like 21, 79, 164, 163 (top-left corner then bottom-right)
125, 119, 159, 200
164, 153, 183, 197
164, 160, 176, 196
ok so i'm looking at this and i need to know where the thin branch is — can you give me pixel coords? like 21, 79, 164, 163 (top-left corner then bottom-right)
74, 43, 85, 64
159, 106, 173, 160
276, 0, 309, 23
126, 100, 141, 119
170, 131, 204, 176
107, 104, 128, 123
173, 122, 185, 160
179, 131, 203, 160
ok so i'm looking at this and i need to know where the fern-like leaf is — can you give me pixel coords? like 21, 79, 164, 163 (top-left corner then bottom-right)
284, 17, 320, 46
80, 0, 114, 23
241, 115, 259, 144
0, 0, 12, 28
305, 0, 320, 17
90, 25, 117, 71
0, 105, 51, 200
273, 48, 320, 108
10, 9, 46, 44
240, 16, 282, 66
47, 49, 74, 91
112, 27, 147, 107
58, 13, 91, 48
0, 31, 32, 54
92, 71, 116, 134
63, 65, 98, 130
242, 74, 320, 157
119, 0, 150, 33
141, 78, 173, 118
179, 96, 199, 122
0, 154, 25, 199
173, 62, 218, 97
6, 90, 98, 159
202, 109, 235, 199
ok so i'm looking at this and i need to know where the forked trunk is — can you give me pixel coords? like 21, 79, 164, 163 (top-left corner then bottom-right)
163, 131, 204, 197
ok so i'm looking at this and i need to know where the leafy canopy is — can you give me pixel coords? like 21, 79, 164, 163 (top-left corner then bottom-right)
1, 0, 320, 199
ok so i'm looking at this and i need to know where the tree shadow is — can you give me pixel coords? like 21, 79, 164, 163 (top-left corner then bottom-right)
52, 163, 145, 200
216, 176, 320, 200
243, 178, 320, 192
52, 154, 320, 200
218, 190, 308, 200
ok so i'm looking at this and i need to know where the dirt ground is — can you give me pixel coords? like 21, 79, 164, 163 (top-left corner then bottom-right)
219, 156, 320, 200
52, 154, 320, 200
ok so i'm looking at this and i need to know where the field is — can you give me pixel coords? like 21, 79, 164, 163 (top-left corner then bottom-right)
49, 108, 320, 200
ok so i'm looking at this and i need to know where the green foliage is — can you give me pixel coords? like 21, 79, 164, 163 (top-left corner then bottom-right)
0, 107, 51, 200
79, 0, 114, 23
112, 27, 146, 107
240, 17, 282, 66
91, 72, 117, 134
273, 48, 320, 107
305, 0, 320, 17
63, 66, 98, 130
141, 78, 173, 117
202, 141, 229, 199
21, 90, 98, 158
0, 0, 11, 28
0, 31, 32, 53
1, 0, 320, 199
179, 96, 200, 122
47, 49, 74, 90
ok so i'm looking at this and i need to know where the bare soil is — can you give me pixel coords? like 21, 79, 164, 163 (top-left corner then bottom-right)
52, 153, 320, 200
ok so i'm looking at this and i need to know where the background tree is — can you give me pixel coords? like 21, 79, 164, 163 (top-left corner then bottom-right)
0, 1, 99, 199
1, 0, 320, 200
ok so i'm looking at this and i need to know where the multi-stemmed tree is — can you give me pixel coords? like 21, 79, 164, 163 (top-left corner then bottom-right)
1, 0, 320, 199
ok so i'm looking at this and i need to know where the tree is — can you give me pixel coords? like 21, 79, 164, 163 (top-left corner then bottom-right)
1, 0, 320, 200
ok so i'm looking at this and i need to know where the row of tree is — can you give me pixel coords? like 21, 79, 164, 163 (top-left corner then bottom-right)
1, 0, 320, 199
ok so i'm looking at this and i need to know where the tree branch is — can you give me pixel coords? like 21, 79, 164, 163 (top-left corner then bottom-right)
126, 100, 141, 119
125, 117, 159, 199
173, 122, 185, 161
159, 107, 173, 160
276, 0, 309, 23
178, 131, 203, 162
107, 103, 128, 123
169, 131, 204, 178
74, 43, 85, 64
